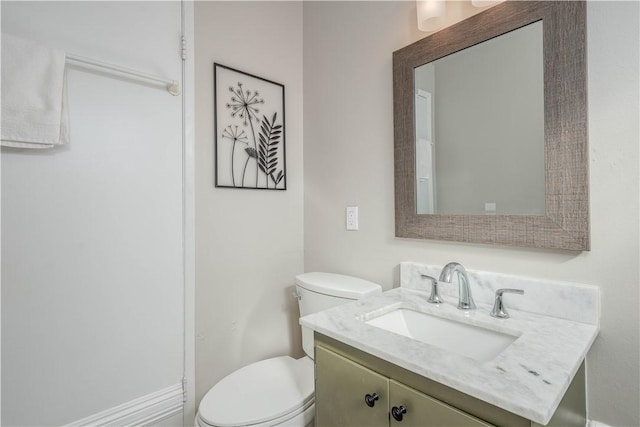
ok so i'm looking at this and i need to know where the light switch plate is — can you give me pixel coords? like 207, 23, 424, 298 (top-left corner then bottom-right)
346, 206, 359, 231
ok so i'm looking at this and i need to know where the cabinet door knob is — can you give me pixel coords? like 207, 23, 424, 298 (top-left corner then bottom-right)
391, 405, 407, 421
364, 393, 379, 407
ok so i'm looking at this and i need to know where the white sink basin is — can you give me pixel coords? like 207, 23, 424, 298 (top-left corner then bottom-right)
365, 308, 518, 362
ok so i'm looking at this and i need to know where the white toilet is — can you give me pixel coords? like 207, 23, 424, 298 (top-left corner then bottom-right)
195, 272, 382, 427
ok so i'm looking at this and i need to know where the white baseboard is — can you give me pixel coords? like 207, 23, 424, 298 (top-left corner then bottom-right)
587, 421, 612, 427
66, 383, 184, 427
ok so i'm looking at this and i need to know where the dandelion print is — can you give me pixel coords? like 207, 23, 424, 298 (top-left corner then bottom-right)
221, 125, 248, 187
226, 82, 264, 186
226, 82, 264, 126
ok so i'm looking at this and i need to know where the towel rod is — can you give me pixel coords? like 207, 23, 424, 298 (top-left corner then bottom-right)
66, 53, 180, 96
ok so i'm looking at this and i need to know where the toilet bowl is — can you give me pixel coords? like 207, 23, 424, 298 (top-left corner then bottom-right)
195, 356, 314, 427
195, 272, 382, 427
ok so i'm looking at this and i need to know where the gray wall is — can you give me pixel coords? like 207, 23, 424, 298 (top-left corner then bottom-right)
303, 1, 639, 426
194, 1, 304, 406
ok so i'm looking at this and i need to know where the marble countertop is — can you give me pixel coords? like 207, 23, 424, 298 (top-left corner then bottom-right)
300, 287, 599, 425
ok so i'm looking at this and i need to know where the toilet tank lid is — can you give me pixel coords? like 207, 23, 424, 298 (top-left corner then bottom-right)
295, 272, 382, 299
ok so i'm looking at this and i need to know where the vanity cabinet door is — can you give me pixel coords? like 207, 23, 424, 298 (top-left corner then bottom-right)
315, 346, 389, 427
389, 380, 493, 427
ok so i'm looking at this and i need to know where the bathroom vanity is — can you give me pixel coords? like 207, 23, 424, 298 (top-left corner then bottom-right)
300, 263, 599, 427
315, 334, 585, 427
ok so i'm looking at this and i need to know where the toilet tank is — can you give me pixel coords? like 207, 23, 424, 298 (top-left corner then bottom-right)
295, 272, 382, 359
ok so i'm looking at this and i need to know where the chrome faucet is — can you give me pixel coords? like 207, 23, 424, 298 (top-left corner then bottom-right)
439, 262, 476, 310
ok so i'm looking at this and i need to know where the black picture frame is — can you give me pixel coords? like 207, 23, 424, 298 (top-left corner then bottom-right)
214, 63, 287, 190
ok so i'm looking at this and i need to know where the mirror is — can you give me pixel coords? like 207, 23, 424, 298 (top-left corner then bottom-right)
393, 1, 589, 250
415, 21, 544, 215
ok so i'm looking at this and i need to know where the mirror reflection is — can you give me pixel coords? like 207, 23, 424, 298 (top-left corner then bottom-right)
414, 21, 545, 215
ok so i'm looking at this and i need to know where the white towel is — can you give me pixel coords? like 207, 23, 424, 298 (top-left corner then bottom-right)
1, 33, 69, 149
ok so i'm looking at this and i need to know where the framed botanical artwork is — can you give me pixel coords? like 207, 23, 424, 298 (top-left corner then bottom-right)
214, 63, 286, 190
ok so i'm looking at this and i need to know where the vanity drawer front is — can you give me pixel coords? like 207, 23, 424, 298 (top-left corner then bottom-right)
390, 380, 494, 427
315, 346, 389, 427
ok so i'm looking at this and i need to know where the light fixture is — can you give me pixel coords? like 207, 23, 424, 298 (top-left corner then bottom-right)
416, 0, 446, 32
471, 0, 504, 7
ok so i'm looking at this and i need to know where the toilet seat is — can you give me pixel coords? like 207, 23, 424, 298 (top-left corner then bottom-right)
197, 356, 314, 427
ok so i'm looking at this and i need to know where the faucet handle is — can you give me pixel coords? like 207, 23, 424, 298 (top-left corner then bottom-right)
421, 274, 443, 304
490, 288, 524, 319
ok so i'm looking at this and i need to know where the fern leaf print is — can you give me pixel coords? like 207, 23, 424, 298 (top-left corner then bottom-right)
257, 113, 283, 188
